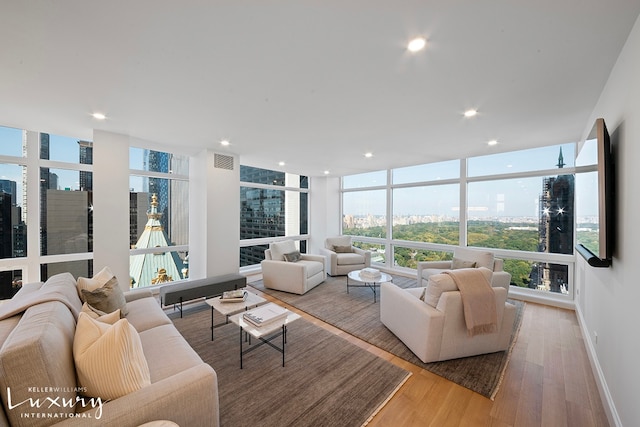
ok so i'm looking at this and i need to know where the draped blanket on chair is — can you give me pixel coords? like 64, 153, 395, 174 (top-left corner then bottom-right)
444, 268, 497, 337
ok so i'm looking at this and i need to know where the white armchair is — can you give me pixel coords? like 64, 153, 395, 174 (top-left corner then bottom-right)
380, 267, 516, 363
319, 236, 371, 276
261, 240, 326, 295
416, 247, 511, 289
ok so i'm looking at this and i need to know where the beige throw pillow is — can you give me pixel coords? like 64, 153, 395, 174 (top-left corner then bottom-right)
333, 245, 353, 253
77, 266, 116, 301
283, 251, 301, 262
81, 276, 129, 317
451, 257, 477, 269
73, 312, 151, 400
81, 302, 121, 325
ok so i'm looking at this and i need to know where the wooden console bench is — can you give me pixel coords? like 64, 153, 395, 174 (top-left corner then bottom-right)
159, 273, 247, 317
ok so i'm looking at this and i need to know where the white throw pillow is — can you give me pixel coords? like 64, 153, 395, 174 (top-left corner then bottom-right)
81, 302, 121, 325
73, 312, 151, 400
77, 266, 115, 300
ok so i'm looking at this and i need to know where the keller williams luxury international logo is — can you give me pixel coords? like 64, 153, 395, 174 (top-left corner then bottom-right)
6, 387, 105, 420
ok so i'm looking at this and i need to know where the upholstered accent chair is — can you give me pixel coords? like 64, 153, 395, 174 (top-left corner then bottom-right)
261, 240, 326, 295
380, 267, 516, 363
319, 236, 372, 276
416, 247, 511, 289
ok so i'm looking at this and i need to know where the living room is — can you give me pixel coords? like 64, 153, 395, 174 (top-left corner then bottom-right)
1, 2, 640, 426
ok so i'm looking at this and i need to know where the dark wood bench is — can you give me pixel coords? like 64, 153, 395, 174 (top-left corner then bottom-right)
159, 273, 247, 317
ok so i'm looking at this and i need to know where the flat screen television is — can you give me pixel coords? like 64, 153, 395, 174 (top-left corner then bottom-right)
575, 118, 614, 267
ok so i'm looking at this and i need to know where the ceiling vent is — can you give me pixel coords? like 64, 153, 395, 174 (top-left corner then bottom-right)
214, 154, 234, 170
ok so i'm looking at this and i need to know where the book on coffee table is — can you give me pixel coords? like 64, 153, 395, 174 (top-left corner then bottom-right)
220, 289, 248, 303
243, 304, 288, 327
360, 267, 382, 280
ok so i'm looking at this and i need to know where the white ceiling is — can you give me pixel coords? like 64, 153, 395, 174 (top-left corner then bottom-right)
1, 1, 639, 177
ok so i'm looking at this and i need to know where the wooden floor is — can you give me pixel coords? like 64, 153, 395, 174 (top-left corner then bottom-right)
248, 280, 609, 427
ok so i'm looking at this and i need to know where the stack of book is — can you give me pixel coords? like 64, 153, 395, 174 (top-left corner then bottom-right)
220, 290, 248, 303
360, 267, 382, 280
243, 304, 289, 327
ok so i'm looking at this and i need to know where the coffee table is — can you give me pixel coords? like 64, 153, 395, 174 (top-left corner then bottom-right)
229, 303, 301, 368
346, 269, 393, 303
206, 290, 267, 340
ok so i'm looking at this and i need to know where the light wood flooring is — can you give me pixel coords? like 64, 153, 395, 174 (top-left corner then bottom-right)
248, 279, 609, 427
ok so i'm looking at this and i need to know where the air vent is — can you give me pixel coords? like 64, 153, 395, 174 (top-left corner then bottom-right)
214, 154, 234, 170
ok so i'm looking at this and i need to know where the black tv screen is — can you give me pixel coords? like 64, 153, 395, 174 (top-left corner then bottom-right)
575, 118, 614, 267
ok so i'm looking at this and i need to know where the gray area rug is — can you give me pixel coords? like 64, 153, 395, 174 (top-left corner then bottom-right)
171, 304, 411, 427
250, 274, 524, 400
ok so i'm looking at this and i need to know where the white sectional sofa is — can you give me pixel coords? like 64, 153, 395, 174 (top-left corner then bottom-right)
0, 272, 219, 427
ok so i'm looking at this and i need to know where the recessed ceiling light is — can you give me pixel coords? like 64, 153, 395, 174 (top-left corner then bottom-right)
278, 161, 285, 166
407, 37, 426, 53
92, 112, 106, 120
220, 139, 230, 146
324, 170, 330, 175
364, 152, 373, 158
488, 140, 498, 146
464, 109, 478, 118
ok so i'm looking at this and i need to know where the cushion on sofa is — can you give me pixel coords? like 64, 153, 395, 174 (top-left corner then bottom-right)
451, 257, 477, 269
138, 324, 204, 383
453, 247, 495, 270
332, 245, 353, 253
125, 297, 173, 333
336, 252, 365, 265
283, 250, 301, 262
270, 240, 297, 261
74, 312, 151, 400
77, 266, 116, 298
81, 276, 129, 317
81, 302, 121, 324
424, 267, 493, 308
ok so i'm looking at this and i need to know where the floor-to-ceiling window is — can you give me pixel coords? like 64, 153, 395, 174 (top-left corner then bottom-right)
239, 165, 308, 268
129, 147, 189, 288
341, 143, 579, 300
0, 125, 95, 297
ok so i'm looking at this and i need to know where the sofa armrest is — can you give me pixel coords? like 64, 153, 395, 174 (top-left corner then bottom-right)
353, 247, 371, 266
380, 282, 445, 363
491, 271, 511, 291
124, 289, 154, 303
494, 257, 504, 271
57, 364, 219, 427
300, 254, 326, 265
319, 247, 338, 275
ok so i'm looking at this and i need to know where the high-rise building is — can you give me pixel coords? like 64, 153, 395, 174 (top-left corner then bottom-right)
78, 140, 93, 191
532, 148, 574, 293
239, 166, 308, 266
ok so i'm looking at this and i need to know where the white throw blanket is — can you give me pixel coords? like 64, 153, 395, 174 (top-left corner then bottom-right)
0, 281, 81, 321
444, 268, 497, 337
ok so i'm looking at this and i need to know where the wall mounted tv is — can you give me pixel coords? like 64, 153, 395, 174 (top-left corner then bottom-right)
575, 117, 614, 267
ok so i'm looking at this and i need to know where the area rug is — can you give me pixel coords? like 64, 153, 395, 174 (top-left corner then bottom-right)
171, 304, 411, 427
250, 274, 524, 400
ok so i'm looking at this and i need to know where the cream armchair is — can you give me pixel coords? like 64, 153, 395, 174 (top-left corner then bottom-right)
319, 236, 371, 276
261, 240, 326, 295
380, 267, 516, 363
416, 247, 511, 289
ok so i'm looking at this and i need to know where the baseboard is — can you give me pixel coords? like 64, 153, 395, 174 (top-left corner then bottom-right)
574, 304, 621, 427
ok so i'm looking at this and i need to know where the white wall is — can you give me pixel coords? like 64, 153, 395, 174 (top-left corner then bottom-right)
575, 14, 640, 427
189, 150, 240, 278
92, 130, 130, 290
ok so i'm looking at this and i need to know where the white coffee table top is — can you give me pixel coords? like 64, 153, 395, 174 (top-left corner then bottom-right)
206, 289, 267, 316
229, 303, 301, 337
348, 269, 392, 284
